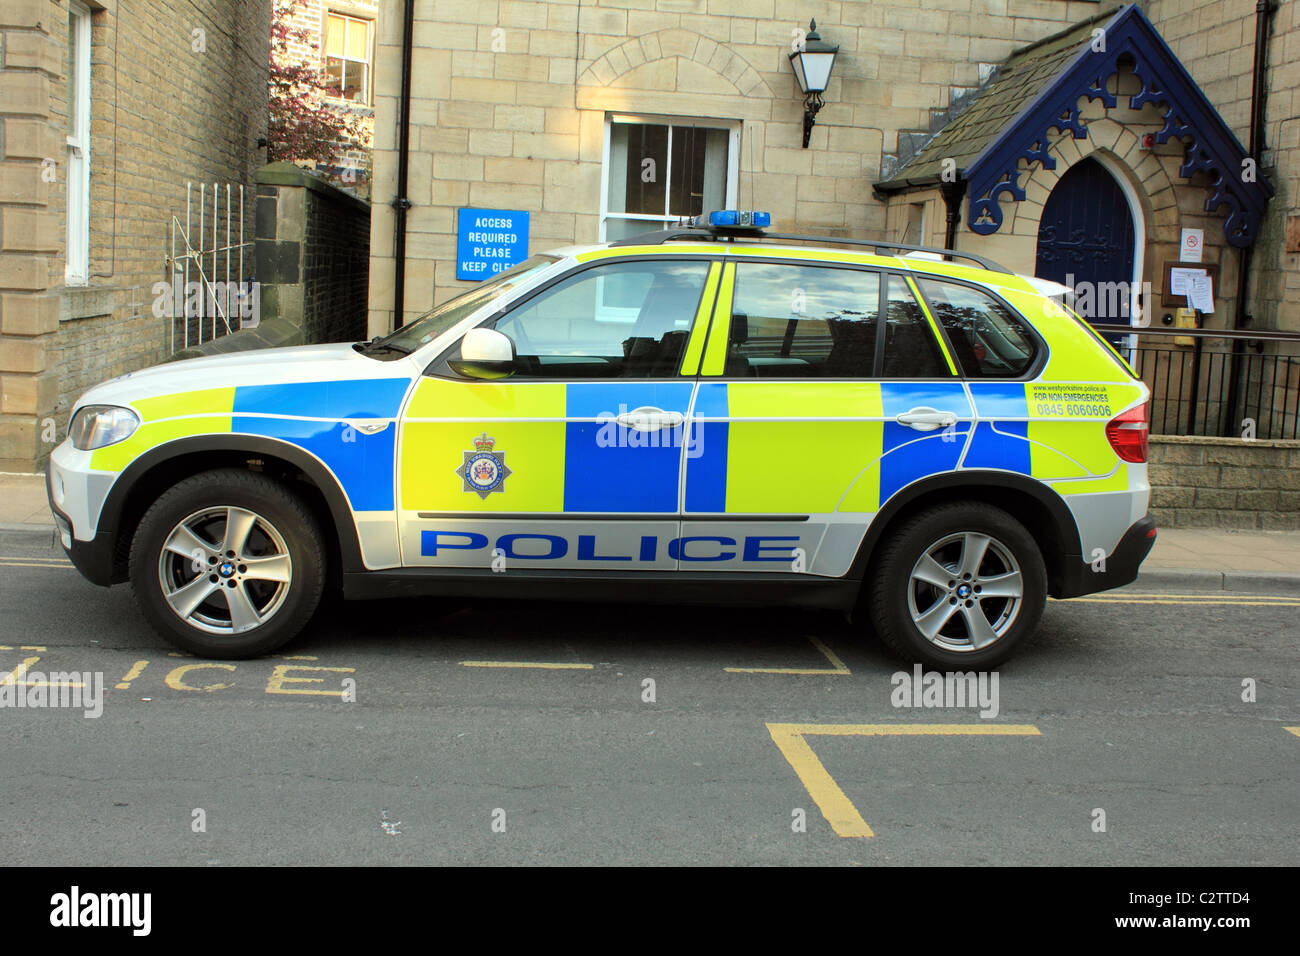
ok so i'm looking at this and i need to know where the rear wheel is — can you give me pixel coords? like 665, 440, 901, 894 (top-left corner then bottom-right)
868, 502, 1046, 668
129, 469, 326, 658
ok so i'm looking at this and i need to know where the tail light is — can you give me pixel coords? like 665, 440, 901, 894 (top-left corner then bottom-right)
1106, 402, 1149, 463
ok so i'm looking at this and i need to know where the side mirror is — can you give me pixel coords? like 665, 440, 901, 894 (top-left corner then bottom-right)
449, 327, 516, 380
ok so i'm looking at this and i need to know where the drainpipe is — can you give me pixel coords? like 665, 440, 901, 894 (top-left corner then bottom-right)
939, 179, 967, 259
390, 0, 416, 330
1223, 0, 1276, 434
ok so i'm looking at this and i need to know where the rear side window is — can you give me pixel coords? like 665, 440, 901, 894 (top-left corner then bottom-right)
917, 278, 1037, 378
726, 262, 949, 378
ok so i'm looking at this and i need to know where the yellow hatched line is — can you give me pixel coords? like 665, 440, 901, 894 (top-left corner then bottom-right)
726, 636, 850, 675
767, 723, 1042, 839
1284, 727, 1300, 738
460, 661, 593, 670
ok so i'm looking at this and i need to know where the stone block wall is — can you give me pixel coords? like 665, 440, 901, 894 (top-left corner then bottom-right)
255, 162, 369, 345
1148, 434, 1300, 529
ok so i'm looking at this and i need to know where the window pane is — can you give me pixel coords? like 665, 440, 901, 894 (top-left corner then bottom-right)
880, 276, 949, 377
343, 60, 365, 99
326, 15, 346, 56
609, 123, 667, 216
668, 126, 706, 217
917, 278, 1037, 377
489, 260, 710, 379
66, 14, 78, 135
345, 17, 369, 61
325, 57, 345, 94
666, 126, 729, 217
729, 263, 880, 378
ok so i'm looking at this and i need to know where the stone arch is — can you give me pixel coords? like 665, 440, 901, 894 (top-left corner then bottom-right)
576, 28, 773, 109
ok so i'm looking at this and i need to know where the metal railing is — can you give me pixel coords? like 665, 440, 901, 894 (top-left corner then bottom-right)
165, 182, 254, 353
1092, 325, 1300, 440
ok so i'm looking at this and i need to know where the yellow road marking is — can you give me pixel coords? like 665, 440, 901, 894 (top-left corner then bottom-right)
0, 646, 47, 652
0, 560, 74, 569
767, 722, 1042, 839
460, 660, 594, 670
265, 663, 355, 696
1285, 727, 1300, 737
165, 662, 236, 692
115, 660, 149, 690
726, 636, 850, 675
0, 657, 43, 686
1070, 598, 1300, 606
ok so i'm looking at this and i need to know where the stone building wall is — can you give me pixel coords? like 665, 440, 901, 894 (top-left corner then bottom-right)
366, 0, 1105, 332
0, 0, 272, 472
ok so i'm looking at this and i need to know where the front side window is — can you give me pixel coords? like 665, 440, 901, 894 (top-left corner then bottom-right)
723, 263, 949, 379
601, 117, 736, 241
917, 278, 1037, 377
324, 12, 371, 102
367, 255, 557, 357
465, 259, 712, 379
65, 1, 91, 285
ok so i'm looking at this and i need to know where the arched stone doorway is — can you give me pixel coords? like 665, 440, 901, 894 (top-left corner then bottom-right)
1035, 157, 1140, 345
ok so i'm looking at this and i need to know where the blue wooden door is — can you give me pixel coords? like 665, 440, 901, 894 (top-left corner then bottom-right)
1035, 158, 1135, 346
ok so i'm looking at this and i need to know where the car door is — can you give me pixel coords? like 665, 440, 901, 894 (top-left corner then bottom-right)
396, 256, 721, 570
681, 258, 971, 576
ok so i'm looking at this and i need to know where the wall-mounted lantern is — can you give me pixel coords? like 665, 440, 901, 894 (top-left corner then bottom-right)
788, 19, 839, 148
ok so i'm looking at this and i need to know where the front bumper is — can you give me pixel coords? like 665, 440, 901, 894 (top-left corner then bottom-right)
1055, 514, 1157, 599
46, 459, 117, 587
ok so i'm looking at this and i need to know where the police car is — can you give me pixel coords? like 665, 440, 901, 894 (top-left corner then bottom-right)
47, 212, 1156, 667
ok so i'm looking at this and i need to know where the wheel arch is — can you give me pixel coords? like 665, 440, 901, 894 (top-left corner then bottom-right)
98, 435, 364, 585
849, 470, 1082, 599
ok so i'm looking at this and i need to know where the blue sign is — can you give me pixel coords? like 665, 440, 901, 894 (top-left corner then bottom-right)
456, 208, 529, 281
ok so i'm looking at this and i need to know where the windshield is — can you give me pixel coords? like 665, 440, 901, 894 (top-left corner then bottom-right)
363, 255, 558, 355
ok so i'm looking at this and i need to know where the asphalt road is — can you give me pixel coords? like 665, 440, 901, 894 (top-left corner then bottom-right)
1, 533, 1296, 866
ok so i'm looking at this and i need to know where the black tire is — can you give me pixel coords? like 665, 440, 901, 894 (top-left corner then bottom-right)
867, 501, 1047, 669
128, 469, 326, 659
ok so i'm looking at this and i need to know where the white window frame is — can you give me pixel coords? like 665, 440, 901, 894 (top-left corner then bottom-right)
598, 113, 740, 242
65, 1, 91, 286
323, 10, 374, 106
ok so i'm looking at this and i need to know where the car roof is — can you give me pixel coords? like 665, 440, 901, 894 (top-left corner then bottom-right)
562, 239, 1042, 296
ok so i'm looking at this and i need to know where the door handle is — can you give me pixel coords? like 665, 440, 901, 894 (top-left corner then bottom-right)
344, 419, 390, 435
615, 406, 684, 432
895, 406, 958, 432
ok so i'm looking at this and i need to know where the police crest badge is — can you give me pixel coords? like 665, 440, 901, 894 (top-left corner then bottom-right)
457, 433, 512, 499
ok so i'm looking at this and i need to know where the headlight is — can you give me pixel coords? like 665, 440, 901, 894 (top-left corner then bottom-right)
68, 405, 140, 450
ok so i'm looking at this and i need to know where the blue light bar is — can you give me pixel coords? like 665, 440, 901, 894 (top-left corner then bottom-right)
688, 210, 771, 229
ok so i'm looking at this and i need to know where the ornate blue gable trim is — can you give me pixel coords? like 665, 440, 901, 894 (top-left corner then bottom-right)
966, 4, 1273, 248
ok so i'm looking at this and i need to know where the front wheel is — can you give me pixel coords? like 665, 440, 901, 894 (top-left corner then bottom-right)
868, 502, 1047, 669
129, 469, 326, 658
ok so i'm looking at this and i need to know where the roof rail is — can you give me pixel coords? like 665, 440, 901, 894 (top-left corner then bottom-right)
607, 227, 1011, 273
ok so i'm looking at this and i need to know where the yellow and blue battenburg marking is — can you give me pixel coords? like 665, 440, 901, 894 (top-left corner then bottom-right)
684, 381, 974, 513
92, 379, 411, 513
401, 379, 695, 514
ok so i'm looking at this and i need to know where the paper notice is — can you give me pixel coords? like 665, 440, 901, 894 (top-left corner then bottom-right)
1169, 267, 1205, 296
1188, 274, 1214, 313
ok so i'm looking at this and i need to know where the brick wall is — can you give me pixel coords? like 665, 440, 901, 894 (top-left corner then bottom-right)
0, 0, 271, 473
254, 162, 369, 344
366, 0, 1103, 333
1148, 435, 1300, 529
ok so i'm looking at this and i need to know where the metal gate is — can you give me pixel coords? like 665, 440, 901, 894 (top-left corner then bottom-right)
165, 182, 255, 353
